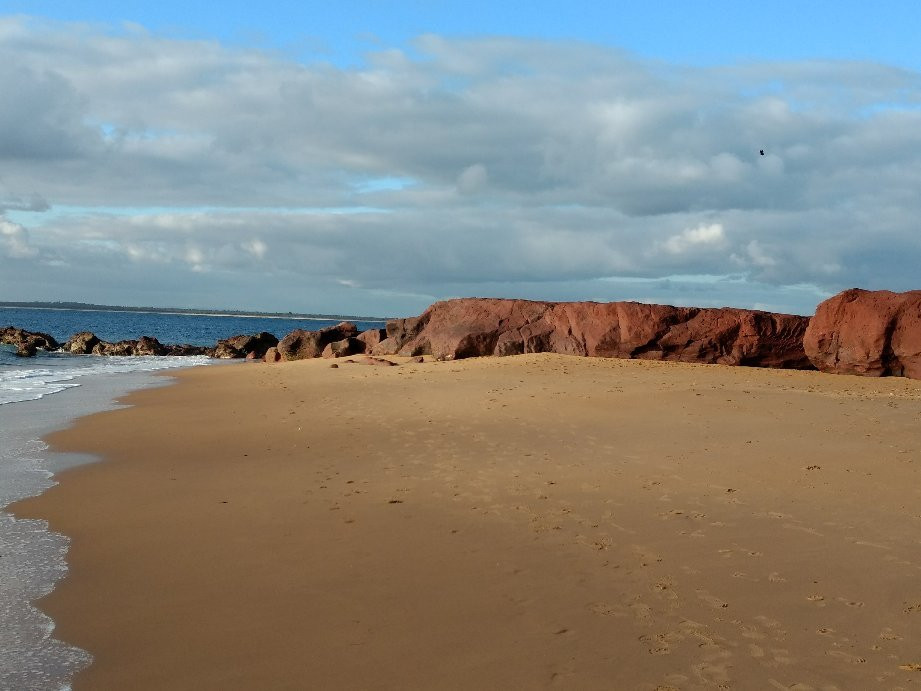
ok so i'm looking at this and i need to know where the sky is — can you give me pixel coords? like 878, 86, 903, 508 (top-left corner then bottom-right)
1, 2, 921, 317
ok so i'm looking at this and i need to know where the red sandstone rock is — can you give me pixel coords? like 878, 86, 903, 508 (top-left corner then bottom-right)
321, 337, 365, 358
264, 346, 281, 363
357, 327, 386, 351
377, 298, 811, 368
804, 288, 921, 378
277, 322, 358, 361
211, 332, 278, 359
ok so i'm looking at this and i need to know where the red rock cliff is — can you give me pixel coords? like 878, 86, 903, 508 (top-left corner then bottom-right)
804, 288, 921, 377
372, 298, 812, 369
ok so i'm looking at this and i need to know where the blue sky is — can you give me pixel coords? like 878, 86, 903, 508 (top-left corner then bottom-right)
2, 3, 921, 316
3, 1, 919, 68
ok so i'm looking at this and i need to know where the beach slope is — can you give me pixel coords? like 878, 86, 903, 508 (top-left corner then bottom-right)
12, 354, 921, 689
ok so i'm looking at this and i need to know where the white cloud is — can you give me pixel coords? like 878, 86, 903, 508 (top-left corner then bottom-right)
0, 218, 38, 258
662, 223, 726, 255
2, 19, 921, 316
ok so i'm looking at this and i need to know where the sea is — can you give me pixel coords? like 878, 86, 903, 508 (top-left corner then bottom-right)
0, 306, 387, 690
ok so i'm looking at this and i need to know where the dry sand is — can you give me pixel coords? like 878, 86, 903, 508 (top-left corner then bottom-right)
11, 353, 921, 690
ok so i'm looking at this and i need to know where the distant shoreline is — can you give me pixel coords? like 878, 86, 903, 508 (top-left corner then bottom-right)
0, 302, 390, 323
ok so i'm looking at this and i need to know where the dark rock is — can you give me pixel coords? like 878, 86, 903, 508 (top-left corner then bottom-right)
164, 344, 210, 356
277, 322, 359, 361
1, 326, 60, 356
211, 332, 279, 359
64, 331, 100, 354
16, 341, 37, 357
321, 337, 365, 359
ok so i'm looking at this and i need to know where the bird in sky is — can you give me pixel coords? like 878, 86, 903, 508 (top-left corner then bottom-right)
760, 149, 765, 156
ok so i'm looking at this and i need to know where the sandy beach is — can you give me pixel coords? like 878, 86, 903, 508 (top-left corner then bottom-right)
11, 353, 921, 690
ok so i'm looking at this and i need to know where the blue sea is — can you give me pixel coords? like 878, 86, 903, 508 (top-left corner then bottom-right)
0, 306, 386, 690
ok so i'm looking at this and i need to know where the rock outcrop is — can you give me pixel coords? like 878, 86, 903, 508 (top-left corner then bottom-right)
804, 289, 921, 378
277, 322, 358, 361
356, 327, 386, 351
372, 298, 812, 369
211, 332, 278, 359
63, 331, 101, 354
60, 332, 210, 357
0, 327, 60, 357
321, 337, 365, 358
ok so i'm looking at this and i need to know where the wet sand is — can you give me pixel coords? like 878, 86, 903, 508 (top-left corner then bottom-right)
12, 353, 921, 690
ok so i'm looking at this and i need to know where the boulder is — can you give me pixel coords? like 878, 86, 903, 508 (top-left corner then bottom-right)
136, 336, 167, 356
64, 331, 100, 354
321, 337, 365, 358
92, 340, 134, 356
357, 327, 386, 351
804, 288, 921, 378
378, 297, 812, 368
211, 332, 279, 359
1, 327, 60, 356
277, 322, 359, 361
16, 341, 37, 357
164, 343, 210, 356
264, 346, 282, 363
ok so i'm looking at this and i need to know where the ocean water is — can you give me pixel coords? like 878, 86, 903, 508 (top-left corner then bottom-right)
1, 305, 387, 347
0, 307, 387, 689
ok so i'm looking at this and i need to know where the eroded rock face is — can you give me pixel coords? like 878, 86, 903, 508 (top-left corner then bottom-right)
211, 332, 279, 359
321, 337, 365, 358
0, 327, 60, 357
277, 322, 358, 361
64, 331, 101, 354
372, 298, 812, 368
356, 328, 386, 351
804, 289, 921, 378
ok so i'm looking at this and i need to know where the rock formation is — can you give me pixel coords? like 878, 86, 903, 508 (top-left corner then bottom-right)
804, 288, 921, 378
0, 327, 60, 357
63, 331, 101, 354
321, 337, 365, 358
372, 298, 812, 369
277, 322, 358, 360
211, 332, 278, 359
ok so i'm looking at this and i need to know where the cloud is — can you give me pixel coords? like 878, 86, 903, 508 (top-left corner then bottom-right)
2, 18, 921, 315
662, 223, 726, 255
0, 218, 38, 258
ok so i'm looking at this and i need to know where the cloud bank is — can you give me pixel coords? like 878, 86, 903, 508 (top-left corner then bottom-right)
3, 18, 921, 316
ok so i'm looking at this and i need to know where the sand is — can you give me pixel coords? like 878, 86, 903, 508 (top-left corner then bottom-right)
11, 353, 921, 690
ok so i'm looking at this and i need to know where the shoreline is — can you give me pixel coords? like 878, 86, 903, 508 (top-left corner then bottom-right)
0, 367, 204, 690
11, 354, 921, 689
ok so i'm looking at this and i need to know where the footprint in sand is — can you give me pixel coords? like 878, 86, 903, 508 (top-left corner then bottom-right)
696, 590, 730, 609
628, 600, 654, 626
836, 597, 865, 608
588, 601, 626, 618
826, 650, 867, 664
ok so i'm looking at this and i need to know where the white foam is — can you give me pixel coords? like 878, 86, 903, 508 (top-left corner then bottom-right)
0, 353, 211, 405
0, 357, 213, 689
